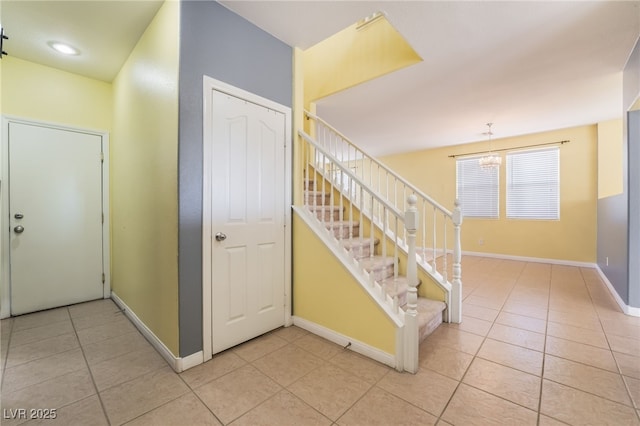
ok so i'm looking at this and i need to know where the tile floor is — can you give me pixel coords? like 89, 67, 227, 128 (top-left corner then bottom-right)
1, 256, 639, 425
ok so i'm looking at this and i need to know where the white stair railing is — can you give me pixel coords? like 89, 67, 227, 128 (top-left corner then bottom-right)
303, 111, 463, 323
299, 129, 420, 371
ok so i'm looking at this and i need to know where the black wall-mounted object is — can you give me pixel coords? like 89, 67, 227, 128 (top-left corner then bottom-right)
1, 27, 8, 58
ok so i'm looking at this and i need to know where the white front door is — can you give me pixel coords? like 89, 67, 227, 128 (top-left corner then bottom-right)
210, 90, 286, 354
9, 122, 104, 315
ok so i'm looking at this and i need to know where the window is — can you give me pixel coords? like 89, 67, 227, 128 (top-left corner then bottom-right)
456, 157, 499, 218
506, 147, 559, 220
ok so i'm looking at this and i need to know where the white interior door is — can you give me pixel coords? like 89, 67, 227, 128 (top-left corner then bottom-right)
9, 122, 104, 315
211, 90, 286, 354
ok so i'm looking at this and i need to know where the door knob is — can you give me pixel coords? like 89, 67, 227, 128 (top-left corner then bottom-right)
14, 225, 24, 234
215, 232, 227, 242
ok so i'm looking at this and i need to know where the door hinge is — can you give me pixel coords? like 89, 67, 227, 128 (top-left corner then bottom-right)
102, 213, 104, 224
100, 152, 104, 163
102, 273, 105, 284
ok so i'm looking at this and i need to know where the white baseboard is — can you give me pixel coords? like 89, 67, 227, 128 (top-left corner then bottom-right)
462, 250, 596, 268
595, 266, 640, 317
292, 316, 396, 369
111, 292, 204, 372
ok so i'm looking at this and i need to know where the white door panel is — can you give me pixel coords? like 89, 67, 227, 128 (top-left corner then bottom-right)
211, 91, 285, 354
9, 122, 104, 315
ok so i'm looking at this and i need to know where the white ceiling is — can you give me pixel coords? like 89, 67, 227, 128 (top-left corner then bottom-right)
2, 1, 639, 155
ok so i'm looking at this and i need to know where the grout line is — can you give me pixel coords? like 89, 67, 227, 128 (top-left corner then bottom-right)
536, 261, 553, 426
0, 317, 14, 390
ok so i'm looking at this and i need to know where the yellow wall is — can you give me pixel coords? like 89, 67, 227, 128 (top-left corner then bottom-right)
293, 213, 396, 354
381, 125, 598, 263
111, 1, 180, 355
302, 15, 421, 105
598, 119, 624, 199
1, 56, 112, 131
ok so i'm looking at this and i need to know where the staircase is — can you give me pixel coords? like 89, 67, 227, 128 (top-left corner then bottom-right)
295, 111, 463, 373
305, 179, 446, 342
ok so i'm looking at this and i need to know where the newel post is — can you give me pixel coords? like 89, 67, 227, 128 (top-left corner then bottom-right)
404, 195, 419, 373
451, 199, 463, 323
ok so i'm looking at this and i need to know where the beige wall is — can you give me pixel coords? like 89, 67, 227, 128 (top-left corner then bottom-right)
598, 119, 624, 199
111, 1, 180, 355
1, 56, 112, 131
381, 125, 598, 263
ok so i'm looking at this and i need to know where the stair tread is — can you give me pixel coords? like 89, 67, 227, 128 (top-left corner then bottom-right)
403, 298, 446, 325
341, 237, 379, 249
324, 221, 360, 227
308, 205, 343, 211
359, 256, 395, 269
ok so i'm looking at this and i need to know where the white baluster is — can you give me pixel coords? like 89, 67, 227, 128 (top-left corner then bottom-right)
451, 199, 463, 324
404, 195, 419, 373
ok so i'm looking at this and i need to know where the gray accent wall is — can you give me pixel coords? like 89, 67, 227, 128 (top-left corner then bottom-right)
178, 0, 293, 356
597, 38, 640, 309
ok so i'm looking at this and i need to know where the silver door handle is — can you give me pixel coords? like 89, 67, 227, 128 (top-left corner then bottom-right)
215, 232, 227, 241
14, 225, 24, 234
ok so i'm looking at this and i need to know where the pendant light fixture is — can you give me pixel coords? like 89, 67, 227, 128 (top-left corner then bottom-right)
478, 123, 502, 169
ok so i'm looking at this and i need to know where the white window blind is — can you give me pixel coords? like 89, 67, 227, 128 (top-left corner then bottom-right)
456, 157, 499, 218
506, 147, 559, 220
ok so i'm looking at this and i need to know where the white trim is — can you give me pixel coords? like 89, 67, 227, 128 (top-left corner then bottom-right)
0, 115, 111, 319
201, 76, 293, 362
596, 266, 640, 317
462, 250, 596, 268
292, 316, 397, 369
111, 292, 204, 372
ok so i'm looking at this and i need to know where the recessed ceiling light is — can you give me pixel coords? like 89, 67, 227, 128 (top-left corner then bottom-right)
48, 41, 80, 56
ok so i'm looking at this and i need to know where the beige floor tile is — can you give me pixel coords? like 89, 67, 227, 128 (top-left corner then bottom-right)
419, 343, 473, 380
253, 344, 324, 386
1, 368, 96, 415
293, 334, 344, 360
614, 351, 640, 380
544, 355, 632, 405
337, 386, 437, 426
71, 310, 127, 331
541, 379, 640, 425
232, 333, 289, 362
82, 331, 152, 366
488, 323, 545, 351
12, 308, 70, 332
180, 350, 246, 389
9, 320, 74, 348
424, 326, 484, 355
465, 295, 505, 311
377, 367, 458, 417
124, 393, 221, 426
5, 333, 79, 368
502, 302, 548, 320
496, 311, 547, 334
546, 321, 609, 349
329, 350, 390, 384
441, 383, 537, 426
537, 415, 568, 426
231, 390, 331, 426
548, 309, 602, 331
2, 348, 86, 393
90, 346, 168, 391
68, 299, 120, 319
461, 303, 499, 322
608, 334, 640, 357
24, 395, 108, 426
100, 366, 190, 425
625, 375, 640, 409
601, 319, 640, 341
76, 316, 138, 347
463, 357, 541, 410
449, 315, 493, 336
269, 326, 309, 342
195, 364, 281, 424
477, 338, 544, 376
287, 363, 370, 421
545, 335, 618, 372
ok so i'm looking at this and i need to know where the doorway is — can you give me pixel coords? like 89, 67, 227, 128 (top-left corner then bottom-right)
202, 77, 292, 360
1, 117, 110, 317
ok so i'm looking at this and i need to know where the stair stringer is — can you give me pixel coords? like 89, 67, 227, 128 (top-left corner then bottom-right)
292, 207, 407, 371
